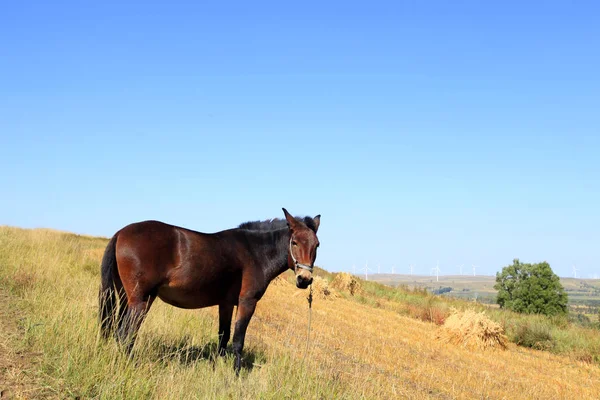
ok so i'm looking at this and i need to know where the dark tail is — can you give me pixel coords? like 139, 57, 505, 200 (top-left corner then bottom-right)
99, 233, 121, 339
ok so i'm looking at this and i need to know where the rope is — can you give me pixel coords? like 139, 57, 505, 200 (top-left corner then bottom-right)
303, 283, 313, 361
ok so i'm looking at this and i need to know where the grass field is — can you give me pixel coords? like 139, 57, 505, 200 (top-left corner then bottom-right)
1, 226, 600, 399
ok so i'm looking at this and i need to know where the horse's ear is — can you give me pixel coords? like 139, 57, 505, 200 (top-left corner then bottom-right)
313, 215, 321, 232
282, 208, 298, 230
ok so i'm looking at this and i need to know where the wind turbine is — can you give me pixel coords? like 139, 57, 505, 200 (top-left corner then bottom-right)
409, 264, 414, 276
363, 260, 372, 280
572, 264, 579, 279
433, 261, 441, 282
391, 265, 395, 274
458, 264, 464, 276
472, 265, 478, 277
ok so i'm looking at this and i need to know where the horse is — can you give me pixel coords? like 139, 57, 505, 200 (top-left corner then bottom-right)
98, 208, 320, 373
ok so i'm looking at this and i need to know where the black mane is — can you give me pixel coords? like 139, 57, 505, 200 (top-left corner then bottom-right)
238, 216, 318, 233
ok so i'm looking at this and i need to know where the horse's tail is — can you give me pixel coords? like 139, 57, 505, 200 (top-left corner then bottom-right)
99, 233, 122, 339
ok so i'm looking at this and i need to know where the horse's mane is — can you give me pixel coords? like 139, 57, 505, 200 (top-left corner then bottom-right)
238, 216, 318, 233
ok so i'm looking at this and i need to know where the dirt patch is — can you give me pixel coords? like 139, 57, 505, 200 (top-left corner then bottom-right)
0, 288, 43, 399
9, 272, 35, 296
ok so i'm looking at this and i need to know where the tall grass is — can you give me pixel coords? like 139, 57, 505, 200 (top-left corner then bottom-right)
0, 227, 350, 399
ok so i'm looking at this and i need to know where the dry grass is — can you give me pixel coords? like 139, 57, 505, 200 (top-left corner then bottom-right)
436, 308, 508, 350
0, 289, 44, 399
1, 226, 600, 399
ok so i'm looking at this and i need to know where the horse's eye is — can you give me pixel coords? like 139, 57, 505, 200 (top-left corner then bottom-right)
292, 241, 298, 246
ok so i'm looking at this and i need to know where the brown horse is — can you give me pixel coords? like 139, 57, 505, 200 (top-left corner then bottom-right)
99, 208, 320, 373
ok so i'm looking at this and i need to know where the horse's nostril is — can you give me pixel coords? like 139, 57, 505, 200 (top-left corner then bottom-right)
296, 276, 312, 289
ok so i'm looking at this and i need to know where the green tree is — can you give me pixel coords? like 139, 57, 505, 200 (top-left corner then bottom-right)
494, 259, 568, 316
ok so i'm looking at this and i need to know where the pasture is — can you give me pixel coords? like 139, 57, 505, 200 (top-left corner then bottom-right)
1, 226, 600, 399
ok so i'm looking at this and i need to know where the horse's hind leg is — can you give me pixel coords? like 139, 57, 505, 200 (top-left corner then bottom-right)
117, 295, 155, 355
218, 303, 234, 356
115, 287, 128, 335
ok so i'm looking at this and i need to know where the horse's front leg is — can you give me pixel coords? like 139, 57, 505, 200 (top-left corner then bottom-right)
232, 296, 257, 375
218, 303, 234, 356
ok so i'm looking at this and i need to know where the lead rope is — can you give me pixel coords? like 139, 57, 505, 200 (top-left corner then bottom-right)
303, 283, 313, 361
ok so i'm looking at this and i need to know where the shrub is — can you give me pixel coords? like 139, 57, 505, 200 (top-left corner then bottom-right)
512, 322, 555, 350
569, 313, 593, 328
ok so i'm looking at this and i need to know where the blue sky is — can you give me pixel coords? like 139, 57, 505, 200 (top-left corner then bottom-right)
1, 1, 599, 278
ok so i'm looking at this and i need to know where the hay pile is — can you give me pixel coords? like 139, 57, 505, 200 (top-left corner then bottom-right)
330, 272, 363, 296
272, 275, 292, 286
310, 276, 338, 300
436, 309, 508, 351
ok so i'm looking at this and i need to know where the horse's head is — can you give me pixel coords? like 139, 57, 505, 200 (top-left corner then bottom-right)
282, 208, 320, 289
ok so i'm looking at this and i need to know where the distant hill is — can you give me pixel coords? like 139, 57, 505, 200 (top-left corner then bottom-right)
367, 273, 600, 306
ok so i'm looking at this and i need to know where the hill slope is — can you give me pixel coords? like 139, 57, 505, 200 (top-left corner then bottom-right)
1, 226, 599, 399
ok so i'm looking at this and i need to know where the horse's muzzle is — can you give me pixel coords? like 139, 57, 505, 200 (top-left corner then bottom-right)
296, 275, 313, 289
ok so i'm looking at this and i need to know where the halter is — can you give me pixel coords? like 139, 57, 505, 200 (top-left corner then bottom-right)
289, 238, 314, 273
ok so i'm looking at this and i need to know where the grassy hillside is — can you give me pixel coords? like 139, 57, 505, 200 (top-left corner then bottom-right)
370, 273, 600, 307
370, 274, 500, 303
1, 226, 600, 399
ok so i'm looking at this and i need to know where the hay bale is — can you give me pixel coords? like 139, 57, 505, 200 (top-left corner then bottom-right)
436, 309, 508, 351
310, 276, 338, 300
272, 275, 292, 286
330, 272, 363, 296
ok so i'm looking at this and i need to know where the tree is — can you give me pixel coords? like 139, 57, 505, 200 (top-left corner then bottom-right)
494, 259, 568, 316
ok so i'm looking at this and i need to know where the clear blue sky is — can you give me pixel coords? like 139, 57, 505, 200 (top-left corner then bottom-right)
1, 1, 599, 278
